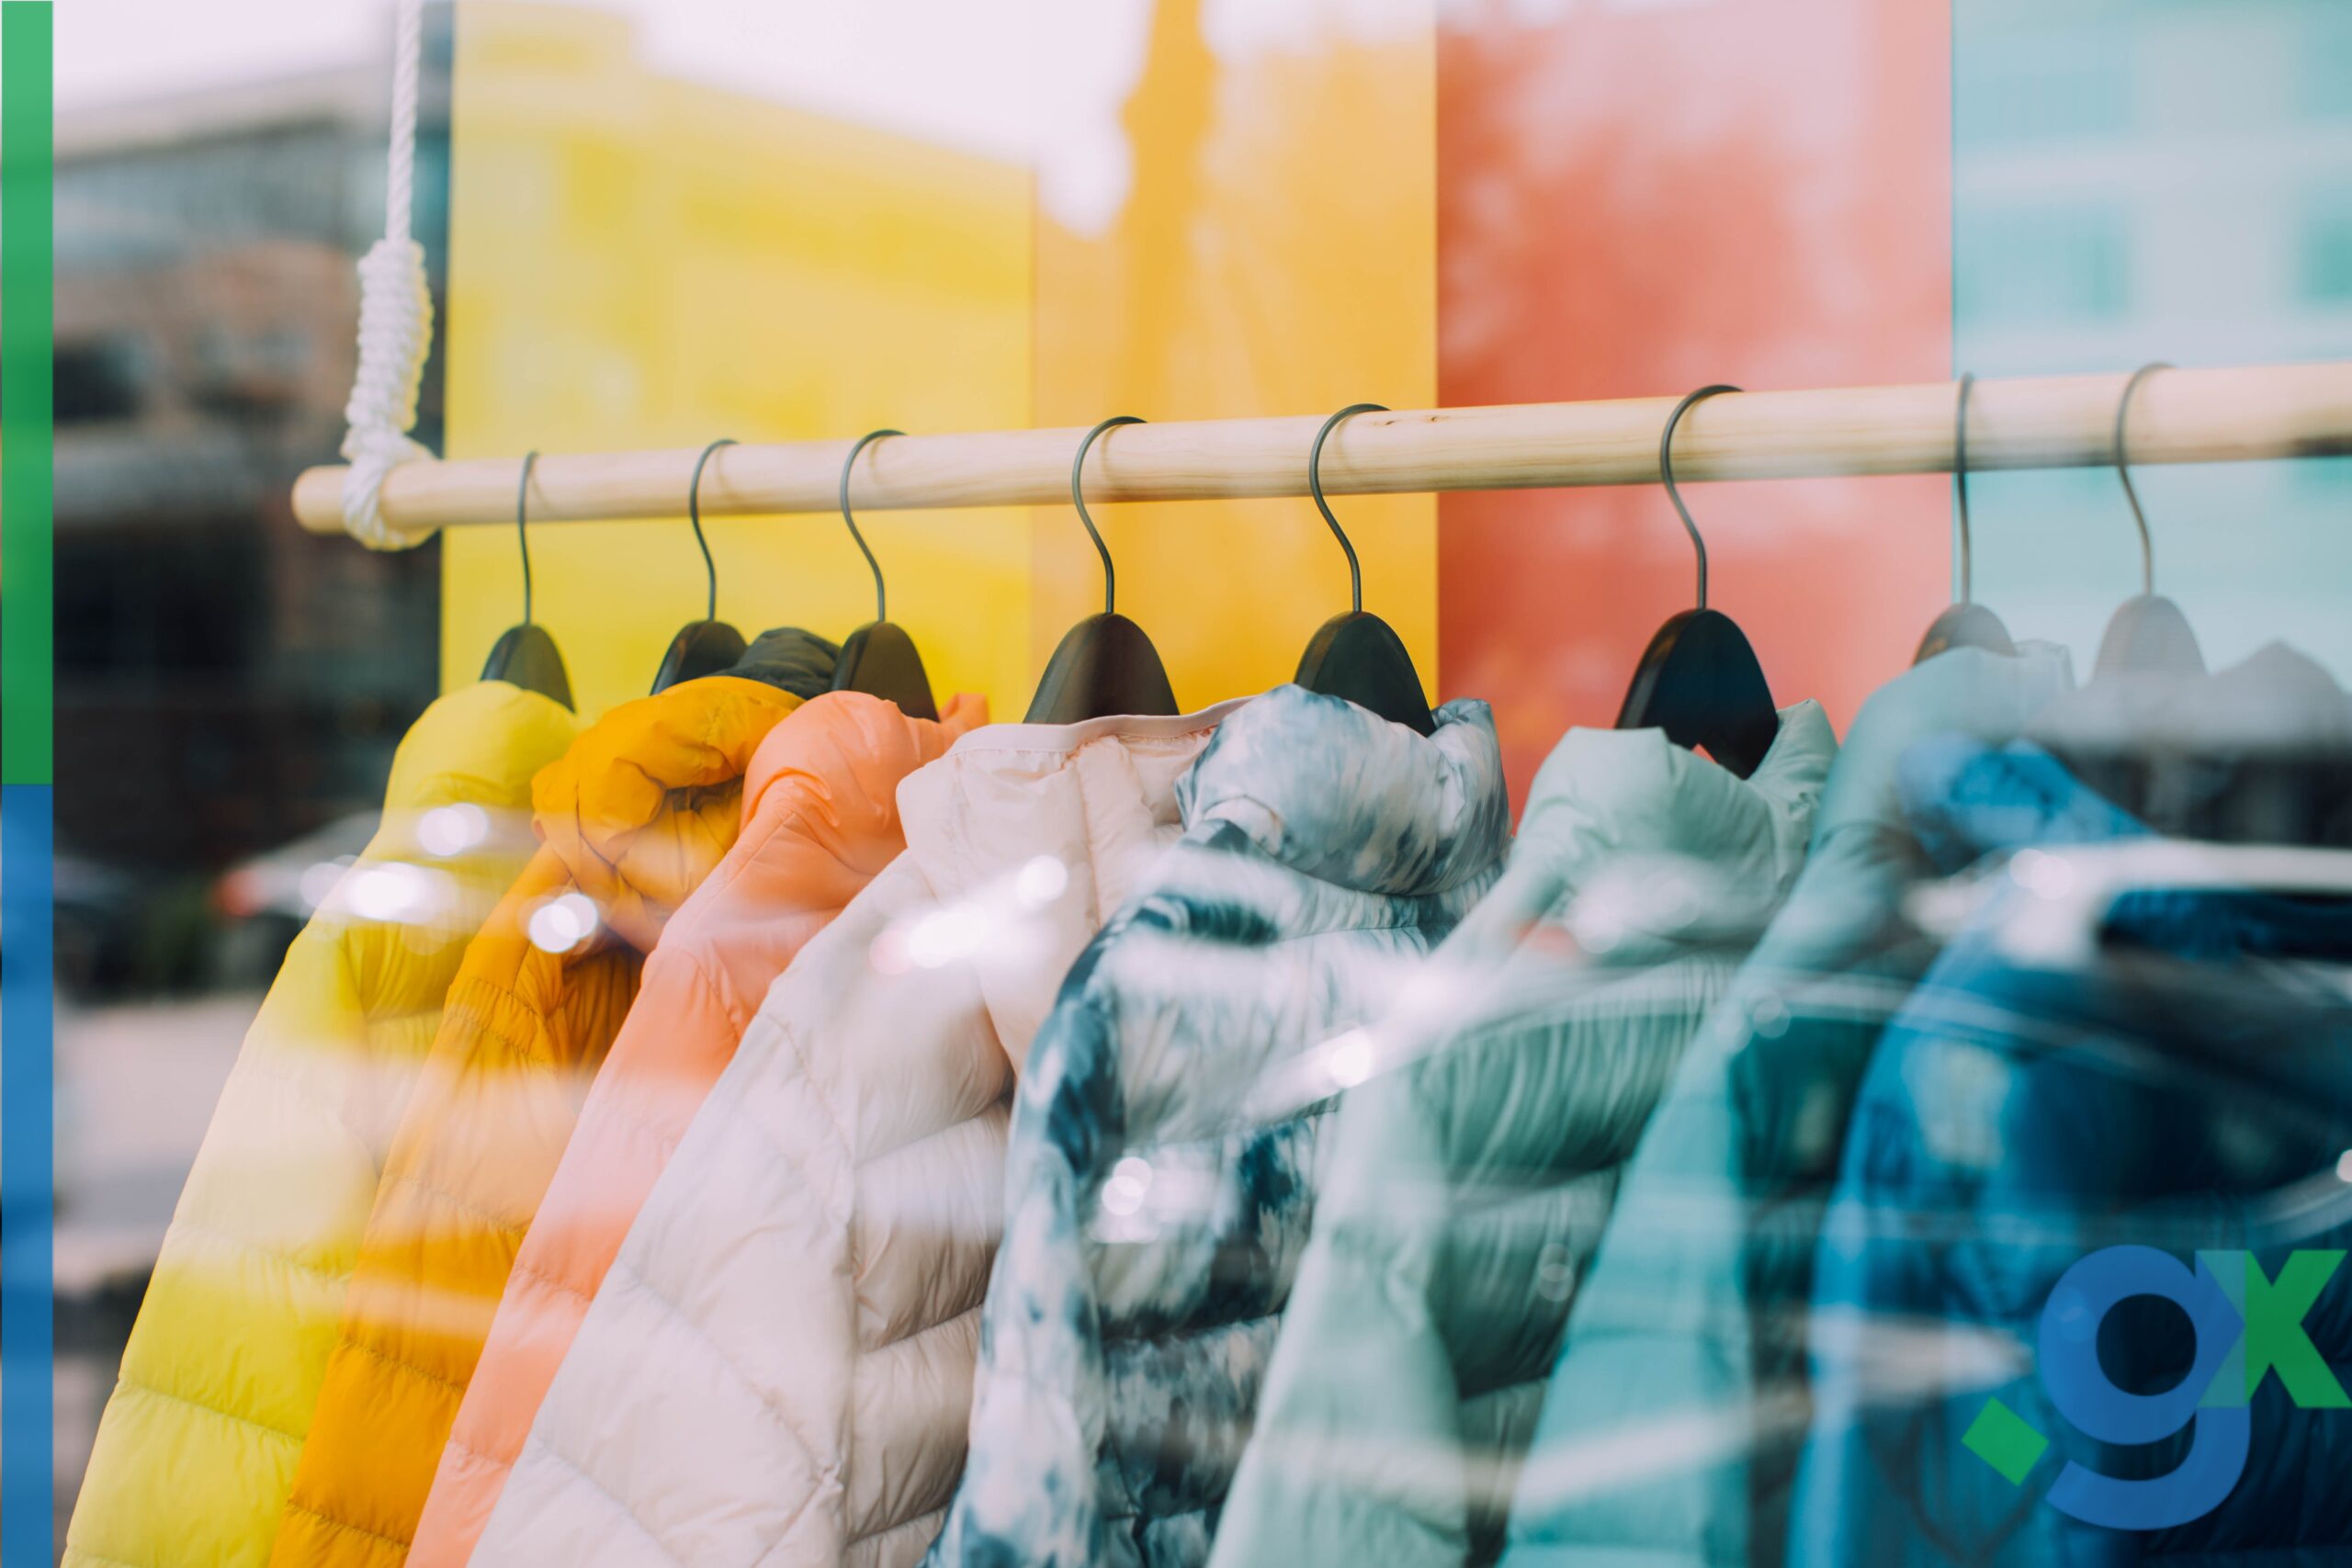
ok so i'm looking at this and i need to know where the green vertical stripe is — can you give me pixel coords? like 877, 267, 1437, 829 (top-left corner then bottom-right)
3, 1, 53, 785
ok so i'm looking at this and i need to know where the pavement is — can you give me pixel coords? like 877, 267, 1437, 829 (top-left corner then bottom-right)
48, 990, 258, 1556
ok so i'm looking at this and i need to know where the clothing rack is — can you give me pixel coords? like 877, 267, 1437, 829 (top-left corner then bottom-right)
289, 360, 2352, 542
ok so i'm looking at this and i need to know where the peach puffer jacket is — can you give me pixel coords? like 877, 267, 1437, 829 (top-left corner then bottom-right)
61, 680, 579, 1568
468, 702, 1245, 1568
407, 689, 985, 1568
270, 670, 812, 1568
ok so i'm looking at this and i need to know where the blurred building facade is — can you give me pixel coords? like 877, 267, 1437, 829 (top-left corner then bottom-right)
53, 18, 451, 968
1957, 0, 2352, 675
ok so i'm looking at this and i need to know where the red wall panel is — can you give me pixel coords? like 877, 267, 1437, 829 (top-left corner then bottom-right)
1438, 0, 1953, 810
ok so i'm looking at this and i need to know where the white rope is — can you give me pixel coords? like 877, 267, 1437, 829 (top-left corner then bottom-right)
339, 0, 435, 550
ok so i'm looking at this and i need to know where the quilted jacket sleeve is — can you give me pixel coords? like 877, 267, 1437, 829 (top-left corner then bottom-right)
1498, 976, 1846, 1568
62, 682, 573, 1568
920, 935, 1127, 1568
1499, 835, 1916, 1568
413, 688, 978, 1568
271, 852, 645, 1568
1498, 660, 2073, 1568
1214, 949, 1732, 1568
470, 852, 1012, 1568
64, 917, 410, 1568
406, 945, 735, 1568
1792, 904, 2352, 1568
928, 865, 1505, 1568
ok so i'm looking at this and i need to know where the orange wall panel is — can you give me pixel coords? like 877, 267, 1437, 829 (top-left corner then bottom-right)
1032, 0, 1440, 712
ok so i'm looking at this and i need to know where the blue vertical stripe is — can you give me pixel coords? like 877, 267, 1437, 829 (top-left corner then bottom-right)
3, 785, 55, 1565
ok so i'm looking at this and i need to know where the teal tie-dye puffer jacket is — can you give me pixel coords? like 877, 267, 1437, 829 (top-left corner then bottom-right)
923, 684, 1514, 1568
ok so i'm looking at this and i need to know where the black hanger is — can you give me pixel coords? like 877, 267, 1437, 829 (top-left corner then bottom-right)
651, 437, 751, 693
2093, 362, 2203, 677
1024, 415, 1180, 723
826, 429, 939, 720
1614, 384, 1781, 778
1914, 373, 2017, 665
480, 449, 575, 708
1292, 403, 1435, 734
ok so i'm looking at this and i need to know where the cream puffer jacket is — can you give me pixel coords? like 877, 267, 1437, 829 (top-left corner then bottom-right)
469, 701, 1245, 1568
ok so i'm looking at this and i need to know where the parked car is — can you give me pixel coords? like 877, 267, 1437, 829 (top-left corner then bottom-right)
54, 851, 149, 997
209, 811, 382, 986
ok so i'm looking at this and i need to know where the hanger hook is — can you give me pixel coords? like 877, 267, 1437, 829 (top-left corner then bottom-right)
1952, 373, 1975, 604
514, 450, 539, 626
686, 437, 736, 624
2114, 361, 2170, 597
1659, 384, 1740, 609
1309, 403, 1388, 615
1071, 415, 1145, 616
840, 429, 904, 623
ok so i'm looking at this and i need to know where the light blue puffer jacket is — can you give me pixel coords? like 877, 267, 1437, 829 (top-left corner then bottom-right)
1501, 645, 2075, 1568
1210, 703, 1834, 1568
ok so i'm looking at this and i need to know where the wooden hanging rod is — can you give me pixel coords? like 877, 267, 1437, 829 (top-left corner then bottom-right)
291, 360, 2352, 542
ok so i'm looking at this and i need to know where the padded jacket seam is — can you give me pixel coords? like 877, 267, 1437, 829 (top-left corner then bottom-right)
284, 1500, 421, 1556
509, 1434, 690, 1568
607, 1255, 831, 1484
342, 1333, 469, 1398
109, 1374, 303, 1443
169, 1216, 342, 1286
379, 1168, 525, 1239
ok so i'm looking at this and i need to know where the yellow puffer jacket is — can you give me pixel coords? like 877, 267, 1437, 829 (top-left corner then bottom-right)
62, 680, 581, 1568
269, 672, 807, 1568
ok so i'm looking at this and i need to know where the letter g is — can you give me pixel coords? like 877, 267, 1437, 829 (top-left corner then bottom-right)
2037, 1246, 2251, 1529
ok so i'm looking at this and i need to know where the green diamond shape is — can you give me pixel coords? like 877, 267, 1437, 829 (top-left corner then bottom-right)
1962, 1398, 2050, 1485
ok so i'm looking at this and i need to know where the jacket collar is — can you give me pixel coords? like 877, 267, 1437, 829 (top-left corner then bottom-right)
1895, 737, 2147, 872
888, 699, 1244, 1064
739, 690, 987, 829
1814, 641, 2076, 853
1462, 698, 1838, 950
1174, 685, 1512, 897
385, 679, 581, 814
898, 698, 1249, 913
729, 626, 843, 703
531, 675, 804, 952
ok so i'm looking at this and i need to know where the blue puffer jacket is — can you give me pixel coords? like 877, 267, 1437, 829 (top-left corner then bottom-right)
1791, 739, 2352, 1568
1503, 646, 2075, 1568
923, 685, 1515, 1568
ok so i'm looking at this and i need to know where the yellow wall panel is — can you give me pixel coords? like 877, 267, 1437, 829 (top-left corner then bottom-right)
444, 0, 1435, 725
442, 3, 1034, 721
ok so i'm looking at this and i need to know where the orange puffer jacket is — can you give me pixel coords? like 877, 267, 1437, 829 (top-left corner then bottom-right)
269, 670, 810, 1568
407, 689, 985, 1568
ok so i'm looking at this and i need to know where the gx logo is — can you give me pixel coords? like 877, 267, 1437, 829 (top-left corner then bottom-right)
1962, 1246, 2348, 1529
